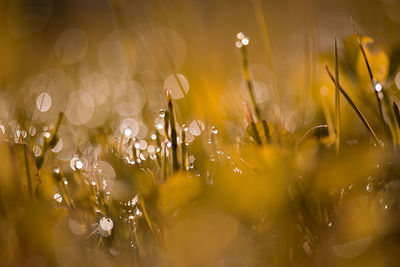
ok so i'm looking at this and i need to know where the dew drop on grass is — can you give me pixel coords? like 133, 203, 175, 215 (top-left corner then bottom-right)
211, 126, 218, 134
120, 118, 139, 138
124, 127, 132, 138
375, 82, 383, 92
53, 193, 62, 203
33, 145, 41, 157
99, 217, 113, 237
134, 142, 140, 149
28, 126, 36, 136
75, 160, 83, 170
236, 32, 245, 40
159, 109, 167, 118
210, 154, 216, 162
241, 37, 249, 46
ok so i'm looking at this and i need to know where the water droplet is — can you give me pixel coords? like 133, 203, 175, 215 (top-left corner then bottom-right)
33, 145, 41, 157
54, 193, 62, 203
211, 126, 218, 134
134, 142, 140, 150
375, 82, 383, 92
159, 109, 167, 118
99, 217, 113, 237
75, 160, 83, 170
236, 32, 245, 40
135, 208, 143, 216
210, 154, 216, 162
241, 37, 249, 46
156, 123, 163, 130
124, 127, 132, 137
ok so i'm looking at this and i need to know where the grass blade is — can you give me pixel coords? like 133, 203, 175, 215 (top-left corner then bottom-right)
334, 36, 341, 154
352, 19, 386, 128
325, 64, 381, 147
244, 102, 262, 146
166, 90, 179, 172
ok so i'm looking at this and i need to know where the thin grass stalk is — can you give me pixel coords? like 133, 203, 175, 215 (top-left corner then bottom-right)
380, 90, 400, 146
244, 102, 262, 145
352, 20, 387, 129
138, 193, 165, 258
162, 142, 168, 181
181, 127, 187, 170
163, 110, 170, 139
325, 65, 381, 147
240, 45, 261, 121
23, 144, 33, 200
118, 133, 124, 157
132, 139, 137, 163
334, 36, 341, 154
239, 41, 271, 144
154, 131, 162, 168
37, 112, 64, 170
393, 102, 400, 131
166, 90, 179, 172
250, 0, 281, 118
